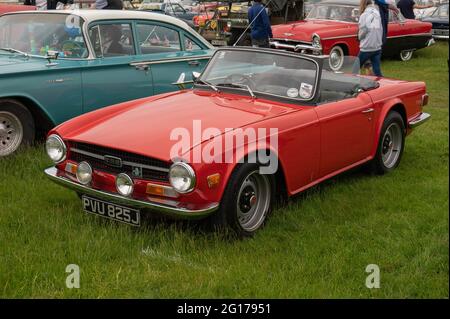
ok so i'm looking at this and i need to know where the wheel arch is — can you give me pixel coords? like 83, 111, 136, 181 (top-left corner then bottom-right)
223, 147, 289, 203
0, 95, 56, 139
370, 99, 407, 157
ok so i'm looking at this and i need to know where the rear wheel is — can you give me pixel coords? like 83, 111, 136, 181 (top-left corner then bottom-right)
399, 50, 414, 61
208, 163, 275, 237
370, 111, 405, 174
0, 100, 35, 157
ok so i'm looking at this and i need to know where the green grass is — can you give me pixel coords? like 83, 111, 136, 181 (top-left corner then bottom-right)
0, 43, 448, 298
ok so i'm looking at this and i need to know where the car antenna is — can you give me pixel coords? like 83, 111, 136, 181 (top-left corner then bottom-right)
232, 0, 274, 46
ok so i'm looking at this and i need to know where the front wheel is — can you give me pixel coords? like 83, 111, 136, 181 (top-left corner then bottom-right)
209, 163, 275, 237
0, 100, 35, 157
328, 45, 345, 71
370, 111, 405, 174
399, 50, 414, 61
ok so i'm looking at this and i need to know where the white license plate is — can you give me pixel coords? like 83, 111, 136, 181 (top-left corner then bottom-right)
82, 196, 140, 226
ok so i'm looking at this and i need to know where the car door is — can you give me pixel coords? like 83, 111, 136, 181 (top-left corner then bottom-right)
132, 21, 211, 94
315, 92, 375, 177
81, 21, 154, 114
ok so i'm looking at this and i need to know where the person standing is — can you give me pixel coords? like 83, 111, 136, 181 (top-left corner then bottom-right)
248, 0, 273, 48
353, 0, 384, 77
374, 0, 399, 45
396, 0, 433, 19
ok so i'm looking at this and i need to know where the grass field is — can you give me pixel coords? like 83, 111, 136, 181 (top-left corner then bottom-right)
0, 43, 448, 298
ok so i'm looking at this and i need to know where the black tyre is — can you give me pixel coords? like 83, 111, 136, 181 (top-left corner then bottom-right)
370, 111, 406, 174
0, 99, 35, 157
208, 163, 275, 237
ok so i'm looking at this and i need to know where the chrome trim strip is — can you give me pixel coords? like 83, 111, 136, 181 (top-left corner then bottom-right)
130, 56, 210, 67
70, 148, 170, 173
408, 112, 431, 128
44, 167, 218, 218
387, 32, 433, 39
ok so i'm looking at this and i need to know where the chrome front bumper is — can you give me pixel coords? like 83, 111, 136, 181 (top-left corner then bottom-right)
44, 167, 219, 219
269, 40, 322, 54
408, 112, 431, 128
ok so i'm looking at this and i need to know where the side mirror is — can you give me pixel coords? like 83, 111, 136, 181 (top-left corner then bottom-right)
46, 50, 59, 60
192, 71, 201, 82
45, 50, 59, 66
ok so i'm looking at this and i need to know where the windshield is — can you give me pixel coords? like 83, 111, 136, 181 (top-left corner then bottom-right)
432, 4, 449, 17
200, 50, 319, 101
307, 5, 359, 22
0, 13, 88, 59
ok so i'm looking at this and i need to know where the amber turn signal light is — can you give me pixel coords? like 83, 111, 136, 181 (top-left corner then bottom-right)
207, 173, 221, 188
146, 183, 179, 198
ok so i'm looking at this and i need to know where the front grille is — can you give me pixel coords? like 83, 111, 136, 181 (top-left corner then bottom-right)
67, 141, 170, 182
270, 39, 312, 51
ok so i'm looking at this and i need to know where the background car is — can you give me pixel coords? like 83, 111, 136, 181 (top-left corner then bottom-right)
0, 2, 35, 14
422, 2, 449, 40
270, 0, 434, 70
45, 47, 430, 237
138, 0, 198, 26
0, 10, 213, 157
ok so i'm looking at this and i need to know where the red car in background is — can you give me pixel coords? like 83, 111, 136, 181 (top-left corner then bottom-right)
270, 0, 434, 71
44, 47, 430, 236
0, 3, 35, 15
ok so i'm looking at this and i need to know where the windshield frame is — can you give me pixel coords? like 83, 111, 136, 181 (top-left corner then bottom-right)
307, 4, 359, 23
0, 12, 90, 60
197, 47, 322, 105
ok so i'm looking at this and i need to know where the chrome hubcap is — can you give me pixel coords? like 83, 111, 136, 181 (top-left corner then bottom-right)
236, 171, 271, 232
329, 48, 344, 70
400, 50, 413, 61
381, 123, 402, 168
0, 111, 23, 156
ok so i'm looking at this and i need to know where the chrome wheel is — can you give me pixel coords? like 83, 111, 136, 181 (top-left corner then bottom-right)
400, 50, 414, 61
236, 171, 271, 232
0, 111, 23, 156
381, 123, 403, 169
329, 46, 345, 71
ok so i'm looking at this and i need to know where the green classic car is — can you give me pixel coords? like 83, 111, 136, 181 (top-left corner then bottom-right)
0, 9, 214, 157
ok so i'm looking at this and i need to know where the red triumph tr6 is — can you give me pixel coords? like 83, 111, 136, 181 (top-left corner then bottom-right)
270, 0, 435, 71
45, 47, 430, 237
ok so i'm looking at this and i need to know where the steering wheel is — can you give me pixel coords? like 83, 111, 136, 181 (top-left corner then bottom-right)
224, 73, 256, 88
61, 40, 85, 57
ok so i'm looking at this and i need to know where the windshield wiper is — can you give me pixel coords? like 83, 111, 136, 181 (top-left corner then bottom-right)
216, 83, 256, 99
196, 78, 220, 93
0, 47, 29, 57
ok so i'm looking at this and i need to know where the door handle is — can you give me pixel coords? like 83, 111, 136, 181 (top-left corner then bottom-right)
135, 64, 149, 71
188, 60, 200, 66
362, 108, 374, 114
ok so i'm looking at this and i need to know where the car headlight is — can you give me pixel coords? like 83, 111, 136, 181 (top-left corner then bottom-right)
116, 173, 134, 197
76, 161, 92, 185
227, 21, 232, 28
46, 134, 66, 163
312, 35, 321, 48
169, 162, 196, 193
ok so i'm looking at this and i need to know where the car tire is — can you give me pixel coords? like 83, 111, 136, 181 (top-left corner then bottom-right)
208, 163, 275, 237
399, 50, 414, 61
370, 111, 406, 175
328, 45, 345, 71
0, 99, 35, 157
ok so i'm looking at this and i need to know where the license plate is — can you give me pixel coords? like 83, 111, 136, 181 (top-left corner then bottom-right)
211, 40, 228, 46
81, 196, 140, 226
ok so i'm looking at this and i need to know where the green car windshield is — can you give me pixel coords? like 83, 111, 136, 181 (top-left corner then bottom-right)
199, 49, 319, 102
0, 13, 88, 59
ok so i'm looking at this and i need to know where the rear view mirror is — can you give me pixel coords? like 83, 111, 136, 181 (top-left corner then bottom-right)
192, 72, 201, 82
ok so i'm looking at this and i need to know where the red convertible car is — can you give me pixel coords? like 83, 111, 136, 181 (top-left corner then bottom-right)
270, 0, 434, 71
45, 47, 430, 236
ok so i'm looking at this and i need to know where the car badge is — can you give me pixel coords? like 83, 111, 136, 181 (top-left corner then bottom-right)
104, 155, 122, 168
131, 166, 143, 178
